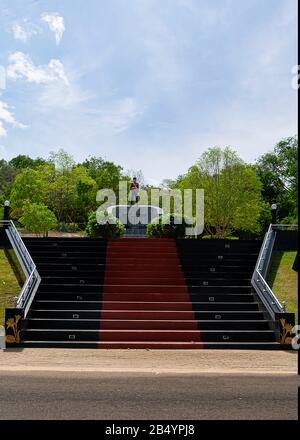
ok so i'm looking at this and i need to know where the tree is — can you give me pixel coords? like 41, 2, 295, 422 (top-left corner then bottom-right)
255, 136, 298, 221
81, 156, 126, 193
10, 168, 46, 214
0, 160, 18, 200
73, 166, 98, 221
48, 149, 75, 171
81, 156, 106, 180
176, 147, 264, 238
81, 156, 129, 208
19, 202, 57, 237
9, 155, 47, 170
45, 165, 97, 223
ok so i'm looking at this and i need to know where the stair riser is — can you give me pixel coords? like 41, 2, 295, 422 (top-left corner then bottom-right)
33, 258, 106, 265
27, 320, 270, 331
24, 330, 274, 342
21, 342, 286, 349
38, 284, 105, 293
32, 301, 259, 311
41, 278, 188, 285
29, 252, 106, 258
176, 241, 261, 248
25, 245, 106, 250
38, 264, 254, 271
37, 284, 252, 294
102, 271, 253, 278
189, 286, 252, 293
35, 293, 255, 302
29, 310, 265, 320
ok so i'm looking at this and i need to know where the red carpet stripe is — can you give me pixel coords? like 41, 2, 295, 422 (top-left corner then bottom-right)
99, 238, 203, 349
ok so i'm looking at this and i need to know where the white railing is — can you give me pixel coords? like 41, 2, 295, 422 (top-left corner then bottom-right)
251, 224, 298, 319
0, 220, 41, 316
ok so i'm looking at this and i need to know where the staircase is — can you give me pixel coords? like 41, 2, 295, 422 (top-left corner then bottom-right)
176, 239, 279, 348
22, 237, 106, 348
20, 237, 282, 349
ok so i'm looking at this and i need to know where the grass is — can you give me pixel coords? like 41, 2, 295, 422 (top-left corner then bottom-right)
0, 248, 20, 326
268, 251, 298, 323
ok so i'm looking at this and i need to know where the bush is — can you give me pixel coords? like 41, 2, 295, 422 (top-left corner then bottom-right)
280, 209, 298, 225
58, 222, 80, 233
147, 214, 192, 238
85, 210, 125, 238
19, 202, 58, 237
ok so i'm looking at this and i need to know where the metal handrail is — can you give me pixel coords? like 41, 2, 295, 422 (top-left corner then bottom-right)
251, 223, 298, 319
0, 220, 41, 316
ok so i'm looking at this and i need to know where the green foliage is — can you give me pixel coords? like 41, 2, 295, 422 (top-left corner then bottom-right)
279, 209, 298, 225
10, 168, 46, 213
48, 149, 76, 171
45, 165, 97, 223
176, 147, 264, 238
255, 136, 298, 220
58, 222, 80, 232
0, 249, 21, 325
0, 137, 297, 234
267, 251, 298, 323
19, 202, 58, 237
81, 156, 127, 196
0, 160, 18, 200
147, 214, 190, 238
85, 211, 125, 238
9, 155, 47, 170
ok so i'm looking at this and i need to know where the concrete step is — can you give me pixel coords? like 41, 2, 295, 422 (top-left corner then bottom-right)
26, 318, 271, 331
23, 328, 276, 342
20, 340, 284, 349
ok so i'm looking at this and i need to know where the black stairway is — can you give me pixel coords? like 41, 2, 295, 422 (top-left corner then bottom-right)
22, 237, 106, 348
20, 237, 284, 349
176, 239, 281, 349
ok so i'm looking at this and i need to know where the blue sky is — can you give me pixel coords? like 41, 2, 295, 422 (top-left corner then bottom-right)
0, 0, 298, 184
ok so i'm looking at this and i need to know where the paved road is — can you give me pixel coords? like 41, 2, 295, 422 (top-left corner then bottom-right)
0, 372, 298, 420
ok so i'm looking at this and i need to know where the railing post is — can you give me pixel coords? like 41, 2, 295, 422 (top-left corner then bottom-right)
275, 312, 295, 345
3, 200, 10, 221
5, 308, 24, 347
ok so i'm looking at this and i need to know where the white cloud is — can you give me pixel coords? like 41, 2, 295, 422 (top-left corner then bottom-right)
41, 12, 65, 45
38, 81, 93, 109
6, 52, 69, 86
0, 100, 27, 137
12, 24, 28, 42
133, 5, 185, 93
98, 98, 144, 134
11, 20, 39, 42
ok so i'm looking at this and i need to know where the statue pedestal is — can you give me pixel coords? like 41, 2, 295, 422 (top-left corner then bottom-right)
106, 205, 163, 237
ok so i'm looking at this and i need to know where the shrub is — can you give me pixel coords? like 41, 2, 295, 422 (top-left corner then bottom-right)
58, 222, 80, 233
280, 210, 298, 225
85, 210, 125, 238
147, 214, 192, 238
19, 202, 58, 237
